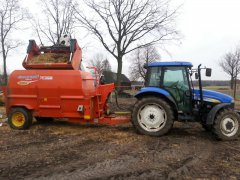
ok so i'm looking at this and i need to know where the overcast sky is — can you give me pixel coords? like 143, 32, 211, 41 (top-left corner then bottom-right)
5, 0, 240, 81
161, 0, 240, 80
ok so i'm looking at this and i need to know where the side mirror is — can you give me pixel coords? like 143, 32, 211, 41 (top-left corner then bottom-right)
206, 68, 212, 77
195, 73, 198, 79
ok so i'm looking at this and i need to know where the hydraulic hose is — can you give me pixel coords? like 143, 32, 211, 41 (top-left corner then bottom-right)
114, 90, 132, 111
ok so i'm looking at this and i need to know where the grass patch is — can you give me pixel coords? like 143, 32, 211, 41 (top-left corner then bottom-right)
204, 86, 230, 90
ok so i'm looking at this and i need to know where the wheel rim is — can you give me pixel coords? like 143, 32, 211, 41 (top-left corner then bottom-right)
137, 103, 167, 132
220, 116, 239, 137
12, 112, 25, 127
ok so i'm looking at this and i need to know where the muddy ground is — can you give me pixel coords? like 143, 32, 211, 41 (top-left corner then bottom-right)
0, 99, 240, 180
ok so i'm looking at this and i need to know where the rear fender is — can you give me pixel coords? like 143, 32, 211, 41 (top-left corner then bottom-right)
206, 103, 233, 125
7, 104, 34, 115
135, 87, 178, 110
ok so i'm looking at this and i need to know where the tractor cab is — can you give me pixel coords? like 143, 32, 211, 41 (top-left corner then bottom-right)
143, 61, 232, 114
145, 62, 192, 113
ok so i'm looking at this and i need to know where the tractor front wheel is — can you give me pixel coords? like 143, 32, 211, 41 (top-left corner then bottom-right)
213, 109, 240, 140
8, 107, 33, 130
132, 97, 174, 136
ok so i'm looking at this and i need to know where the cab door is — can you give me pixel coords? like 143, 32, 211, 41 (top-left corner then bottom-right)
162, 66, 191, 112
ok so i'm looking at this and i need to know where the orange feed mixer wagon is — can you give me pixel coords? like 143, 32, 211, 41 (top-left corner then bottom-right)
4, 39, 129, 129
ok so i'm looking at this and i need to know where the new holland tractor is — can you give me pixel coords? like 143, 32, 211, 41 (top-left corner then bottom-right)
131, 61, 240, 140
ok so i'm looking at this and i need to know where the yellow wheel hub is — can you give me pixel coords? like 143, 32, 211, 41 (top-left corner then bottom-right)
12, 112, 25, 127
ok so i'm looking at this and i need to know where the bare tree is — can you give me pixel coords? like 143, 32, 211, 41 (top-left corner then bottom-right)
219, 50, 240, 92
219, 47, 240, 99
233, 48, 240, 98
88, 53, 104, 74
33, 0, 77, 45
75, 0, 179, 87
0, 0, 27, 84
88, 53, 111, 78
102, 59, 112, 72
130, 45, 160, 81
219, 52, 235, 89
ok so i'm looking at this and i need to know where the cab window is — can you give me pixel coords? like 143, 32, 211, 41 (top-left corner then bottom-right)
146, 67, 161, 87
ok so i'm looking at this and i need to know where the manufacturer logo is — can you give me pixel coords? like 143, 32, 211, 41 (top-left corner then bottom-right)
17, 75, 39, 80
16, 75, 53, 85
17, 80, 37, 85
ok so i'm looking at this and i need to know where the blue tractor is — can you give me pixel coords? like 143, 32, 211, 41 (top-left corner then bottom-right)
132, 61, 240, 140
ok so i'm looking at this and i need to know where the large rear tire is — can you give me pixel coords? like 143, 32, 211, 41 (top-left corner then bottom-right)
8, 107, 32, 130
132, 97, 174, 136
213, 108, 240, 140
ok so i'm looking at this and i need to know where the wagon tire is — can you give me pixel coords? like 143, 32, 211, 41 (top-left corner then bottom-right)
8, 107, 32, 130
132, 97, 174, 136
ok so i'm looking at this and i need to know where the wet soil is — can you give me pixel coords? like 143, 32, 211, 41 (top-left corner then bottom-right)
0, 100, 240, 179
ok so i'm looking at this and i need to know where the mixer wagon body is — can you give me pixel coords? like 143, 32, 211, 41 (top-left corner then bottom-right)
5, 39, 129, 129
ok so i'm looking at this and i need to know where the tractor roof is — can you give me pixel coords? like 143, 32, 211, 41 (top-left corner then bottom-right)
148, 61, 193, 67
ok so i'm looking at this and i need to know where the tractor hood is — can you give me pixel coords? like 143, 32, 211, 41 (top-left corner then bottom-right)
193, 89, 234, 103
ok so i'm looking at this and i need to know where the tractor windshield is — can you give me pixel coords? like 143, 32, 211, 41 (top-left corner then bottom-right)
163, 67, 189, 88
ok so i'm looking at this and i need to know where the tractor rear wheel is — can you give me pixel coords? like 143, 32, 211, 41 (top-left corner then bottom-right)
8, 107, 32, 130
213, 108, 240, 140
132, 97, 174, 136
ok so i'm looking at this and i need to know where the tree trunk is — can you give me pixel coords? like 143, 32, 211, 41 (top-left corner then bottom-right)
3, 55, 7, 85
116, 57, 123, 91
1, 17, 7, 85
230, 76, 234, 89
1, 42, 7, 85
233, 77, 237, 99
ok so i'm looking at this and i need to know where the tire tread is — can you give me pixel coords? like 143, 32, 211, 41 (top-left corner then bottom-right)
132, 97, 174, 136
213, 108, 240, 140
8, 107, 32, 130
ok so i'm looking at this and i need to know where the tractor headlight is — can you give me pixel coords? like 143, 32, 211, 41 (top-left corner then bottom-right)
204, 97, 221, 103
231, 99, 235, 103
211, 99, 221, 103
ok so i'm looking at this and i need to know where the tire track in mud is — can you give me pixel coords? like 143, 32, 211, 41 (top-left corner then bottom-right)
22, 125, 161, 179
31, 139, 168, 180
0, 123, 138, 178
167, 137, 213, 179
2, 122, 239, 180
0, 124, 124, 179
193, 140, 240, 179
26, 134, 151, 179
33, 126, 215, 180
